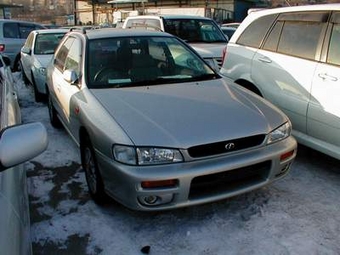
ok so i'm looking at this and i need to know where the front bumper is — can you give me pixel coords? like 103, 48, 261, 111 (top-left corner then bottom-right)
96, 136, 297, 211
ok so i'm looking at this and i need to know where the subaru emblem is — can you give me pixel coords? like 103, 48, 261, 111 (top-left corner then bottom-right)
225, 143, 235, 150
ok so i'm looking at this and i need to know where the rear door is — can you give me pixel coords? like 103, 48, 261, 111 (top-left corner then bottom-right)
308, 12, 340, 148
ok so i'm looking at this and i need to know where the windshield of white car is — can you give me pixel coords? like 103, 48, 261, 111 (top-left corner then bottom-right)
163, 19, 227, 43
87, 36, 217, 89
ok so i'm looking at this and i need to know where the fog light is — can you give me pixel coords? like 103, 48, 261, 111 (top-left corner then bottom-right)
144, 195, 158, 204
138, 194, 174, 206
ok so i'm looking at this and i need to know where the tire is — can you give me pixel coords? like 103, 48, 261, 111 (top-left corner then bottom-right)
32, 75, 45, 103
47, 89, 62, 128
81, 135, 107, 204
13, 55, 21, 72
21, 64, 29, 85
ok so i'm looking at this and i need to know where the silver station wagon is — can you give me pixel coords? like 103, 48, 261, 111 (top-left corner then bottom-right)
46, 28, 297, 211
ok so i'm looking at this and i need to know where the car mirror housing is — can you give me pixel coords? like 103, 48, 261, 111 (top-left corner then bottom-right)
0, 122, 48, 172
21, 46, 31, 55
63, 69, 79, 84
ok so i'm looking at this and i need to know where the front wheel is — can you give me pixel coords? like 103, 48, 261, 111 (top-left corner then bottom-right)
47, 89, 61, 128
32, 75, 45, 102
81, 136, 107, 204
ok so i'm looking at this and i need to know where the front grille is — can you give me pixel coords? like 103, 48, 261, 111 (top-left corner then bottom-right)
188, 134, 265, 158
189, 161, 271, 199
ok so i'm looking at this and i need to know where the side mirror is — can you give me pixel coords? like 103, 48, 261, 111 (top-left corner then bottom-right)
0, 122, 48, 172
63, 69, 78, 84
21, 46, 32, 55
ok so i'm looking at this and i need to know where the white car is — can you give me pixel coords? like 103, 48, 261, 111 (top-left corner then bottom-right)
122, 15, 228, 71
20, 28, 68, 102
0, 53, 48, 254
220, 4, 340, 160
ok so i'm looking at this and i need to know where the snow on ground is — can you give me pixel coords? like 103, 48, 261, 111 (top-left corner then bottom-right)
13, 72, 340, 255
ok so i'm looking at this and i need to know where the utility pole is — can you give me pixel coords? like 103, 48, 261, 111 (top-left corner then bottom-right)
73, 0, 77, 25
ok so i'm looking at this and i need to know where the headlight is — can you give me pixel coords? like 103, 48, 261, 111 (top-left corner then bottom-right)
113, 145, 183, 165
267, 122, 291, 144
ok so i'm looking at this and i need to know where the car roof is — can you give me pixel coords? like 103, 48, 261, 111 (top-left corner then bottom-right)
74, 28, 173, 40
33, 28, 69, 34
127, 15, 214, 21
248, 3, 340, 17
0, 18, 43, 25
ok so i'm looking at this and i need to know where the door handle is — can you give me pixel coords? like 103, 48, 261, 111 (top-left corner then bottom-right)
258, 56, 272, 63
318, 73, 338, 82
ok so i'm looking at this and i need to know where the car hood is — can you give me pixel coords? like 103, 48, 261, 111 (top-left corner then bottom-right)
189, 43, 226, 58
91, 79, 286, 148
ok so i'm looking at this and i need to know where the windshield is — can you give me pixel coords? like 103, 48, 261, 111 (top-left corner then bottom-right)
34, 33, 66, 55
86, 36, 218, 89
163, 18, 227, 43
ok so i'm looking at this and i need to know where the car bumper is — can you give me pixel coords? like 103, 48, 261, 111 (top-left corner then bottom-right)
96, 136, 297, 211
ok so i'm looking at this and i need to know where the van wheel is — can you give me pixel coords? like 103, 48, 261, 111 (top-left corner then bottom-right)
81, 135, 107, 204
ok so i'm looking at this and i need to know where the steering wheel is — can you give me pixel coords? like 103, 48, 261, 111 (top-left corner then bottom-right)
94, 67, 119, 82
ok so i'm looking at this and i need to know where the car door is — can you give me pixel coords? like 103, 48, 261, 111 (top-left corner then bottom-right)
50, 36, 81, 129
308, 13, 340, 148
252, 12, 328, 134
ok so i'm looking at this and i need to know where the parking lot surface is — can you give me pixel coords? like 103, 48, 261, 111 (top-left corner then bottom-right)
15, 73, 340, 255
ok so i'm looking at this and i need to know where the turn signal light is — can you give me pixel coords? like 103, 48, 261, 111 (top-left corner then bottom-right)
280, 150, 295, 161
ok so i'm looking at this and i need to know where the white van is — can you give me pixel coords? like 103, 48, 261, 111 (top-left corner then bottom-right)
0, 19, 45, 71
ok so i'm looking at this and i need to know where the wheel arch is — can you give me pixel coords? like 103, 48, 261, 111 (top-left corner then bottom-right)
234, 78, 263, 97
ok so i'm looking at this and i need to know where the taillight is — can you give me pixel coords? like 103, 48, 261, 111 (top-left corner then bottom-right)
221, 46, 227, 64
0, 44, 5, 52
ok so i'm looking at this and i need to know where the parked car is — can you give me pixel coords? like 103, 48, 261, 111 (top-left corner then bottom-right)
220, 4, 340, 160
20, 28, 68, 102
122, 15, 228, 71
221, 22, 241, 28
46, 28, 296, 211
220, 26, 237, 40
0, 53, 48, 255
0, 19, 46, 71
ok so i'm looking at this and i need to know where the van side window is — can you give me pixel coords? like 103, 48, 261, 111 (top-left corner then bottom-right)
3, 23, 19, 38
236, 14, 278, 48
327, 24, 340, 65
277, 21, 324, 60
263, 12, 328, 60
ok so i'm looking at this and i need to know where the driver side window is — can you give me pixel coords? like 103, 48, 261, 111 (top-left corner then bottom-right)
64, 39, 81, 76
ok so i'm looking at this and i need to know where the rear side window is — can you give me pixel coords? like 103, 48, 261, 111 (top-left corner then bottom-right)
263, 11, 328, 60
3, 22, 44, 39
3, 23, 19, 38
236, 14, 278, 48
278, 21, 324, 60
